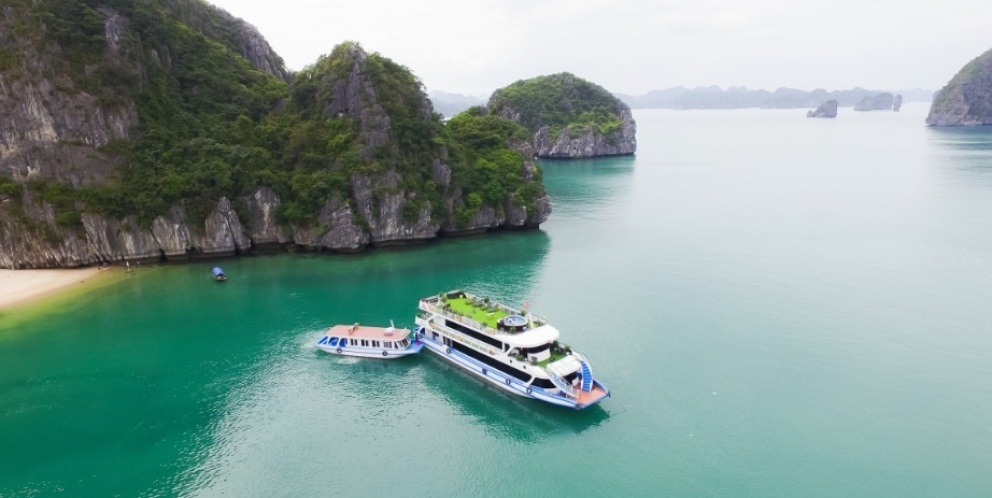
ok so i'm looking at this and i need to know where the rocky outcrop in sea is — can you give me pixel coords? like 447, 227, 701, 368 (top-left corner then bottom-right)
807, 100, 838, 118
530, 105, 638, 158
488, 73, 636, 159
853, 93, 895, 111
927, 47, 992, 126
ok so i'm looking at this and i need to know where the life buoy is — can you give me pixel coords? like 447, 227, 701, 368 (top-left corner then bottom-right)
382, 351, 388, 357
446, 347, 452, 354
526, 387, 533, 394
336, 348, 342, 354
504, 378, 511, 386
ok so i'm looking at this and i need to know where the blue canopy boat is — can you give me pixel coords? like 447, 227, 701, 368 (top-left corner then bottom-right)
212, 267, 227, 282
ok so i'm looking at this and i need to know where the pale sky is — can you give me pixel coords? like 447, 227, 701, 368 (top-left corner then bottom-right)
209, 0, 992, 96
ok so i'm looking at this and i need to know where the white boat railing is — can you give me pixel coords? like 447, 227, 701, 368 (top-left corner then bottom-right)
546, 364, 578, 399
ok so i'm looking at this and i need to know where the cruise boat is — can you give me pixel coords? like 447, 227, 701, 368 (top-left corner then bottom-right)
415, 290, 610, 409
316, 322, 424, 358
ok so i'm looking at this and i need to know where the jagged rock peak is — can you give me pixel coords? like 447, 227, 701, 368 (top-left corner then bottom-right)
488, 72, 636, 159
927, 47, 992, 126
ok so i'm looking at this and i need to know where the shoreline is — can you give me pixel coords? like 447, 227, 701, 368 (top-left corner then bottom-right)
0, 268, 111, 311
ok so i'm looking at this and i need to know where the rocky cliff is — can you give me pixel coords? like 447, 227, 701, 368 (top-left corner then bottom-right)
927, 48, 992, 126
488, 73, 636, 159
806, 100, 838, 118
0, 2, 549, 269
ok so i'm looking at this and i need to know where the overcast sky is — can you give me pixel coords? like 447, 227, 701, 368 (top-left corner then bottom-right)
209, 0, 991, 97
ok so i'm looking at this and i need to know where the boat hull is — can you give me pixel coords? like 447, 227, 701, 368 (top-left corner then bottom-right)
416, 327, 609, 409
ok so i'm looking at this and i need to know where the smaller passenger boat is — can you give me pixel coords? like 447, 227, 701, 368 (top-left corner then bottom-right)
212, 267, 227, 282
315, 322, 423, 359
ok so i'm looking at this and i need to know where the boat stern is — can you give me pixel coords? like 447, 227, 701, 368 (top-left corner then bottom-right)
574, 379, 610, 409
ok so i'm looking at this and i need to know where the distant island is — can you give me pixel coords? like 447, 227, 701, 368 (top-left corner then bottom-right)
615, 87, 933, 110
0, 1, 550, 269
428, 91, 486, 118
927, 47, 992, 126
487, 73, 637, 159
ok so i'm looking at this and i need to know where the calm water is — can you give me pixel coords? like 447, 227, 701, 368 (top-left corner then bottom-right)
2, 104, 992, 497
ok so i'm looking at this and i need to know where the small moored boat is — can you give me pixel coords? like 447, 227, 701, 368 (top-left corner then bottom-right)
315, 322, 423, 358
212, 267, 226, 282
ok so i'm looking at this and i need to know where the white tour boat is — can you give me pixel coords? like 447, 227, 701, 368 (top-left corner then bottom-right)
415, 290, 610, 409
316, 322, 423, 358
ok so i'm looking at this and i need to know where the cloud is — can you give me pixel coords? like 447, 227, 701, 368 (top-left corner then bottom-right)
209, 0, 992, 96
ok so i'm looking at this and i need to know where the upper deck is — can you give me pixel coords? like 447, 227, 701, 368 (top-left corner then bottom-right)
324, 324, 409, 341
420, 291, 548, 333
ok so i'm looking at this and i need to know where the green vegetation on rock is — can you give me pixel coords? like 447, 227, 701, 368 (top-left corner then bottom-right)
0, 0, 545, 236
444, 106, 541, 225
488, 73, 624, 136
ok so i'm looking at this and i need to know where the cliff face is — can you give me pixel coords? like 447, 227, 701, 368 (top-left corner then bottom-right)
0, 1, 287, 186
927, 48, 992, 126
0, 7, 549, 268
530, 104, 637, 158
488, 73, 636, 159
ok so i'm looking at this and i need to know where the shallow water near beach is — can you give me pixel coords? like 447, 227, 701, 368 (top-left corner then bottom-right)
2, 103, 992, 497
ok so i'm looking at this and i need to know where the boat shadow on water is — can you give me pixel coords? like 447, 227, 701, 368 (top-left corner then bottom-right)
418, 353, 610, 442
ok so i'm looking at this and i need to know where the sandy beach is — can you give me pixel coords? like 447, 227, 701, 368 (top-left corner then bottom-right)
0, 268, 105, 310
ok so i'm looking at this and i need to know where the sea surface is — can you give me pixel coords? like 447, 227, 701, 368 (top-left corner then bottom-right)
2, 104, 992, 497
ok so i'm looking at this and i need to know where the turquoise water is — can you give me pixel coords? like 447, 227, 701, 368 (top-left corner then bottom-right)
2, 103, 992, 497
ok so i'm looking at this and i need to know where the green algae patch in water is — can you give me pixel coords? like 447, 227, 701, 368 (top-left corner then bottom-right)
0, 269, 130, 336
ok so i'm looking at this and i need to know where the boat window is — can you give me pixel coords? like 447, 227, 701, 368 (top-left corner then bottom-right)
350, 339, 357, 346
361, 339, 369, 347
384, 341, 392, 349
445, 320, 503, 348
372, 340, 380, 348
531, 378, 556, 389
329, 337, 339, 346
523, 344, 551, 355
452, 343, 530, 381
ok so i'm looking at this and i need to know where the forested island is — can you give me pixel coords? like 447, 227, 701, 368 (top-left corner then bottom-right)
0, 0, 550, 269
927, 47, 992, 126
486, 73, 636, 158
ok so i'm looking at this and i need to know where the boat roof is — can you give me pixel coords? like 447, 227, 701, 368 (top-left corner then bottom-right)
324, 325, 409, 341
498, 324, 560, 348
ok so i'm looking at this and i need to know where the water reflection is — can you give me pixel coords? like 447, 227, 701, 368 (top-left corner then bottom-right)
419, 353, 609, 442
539, 156, 635, 216
927, 126, 992, 186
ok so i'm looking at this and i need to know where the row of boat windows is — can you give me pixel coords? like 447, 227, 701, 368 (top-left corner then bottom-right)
442, 320, 551, 355
451, 342, 558, 389
328, 337, 410, 349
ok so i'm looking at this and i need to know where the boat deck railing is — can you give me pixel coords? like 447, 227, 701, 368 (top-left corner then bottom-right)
420, 299, 548, 335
